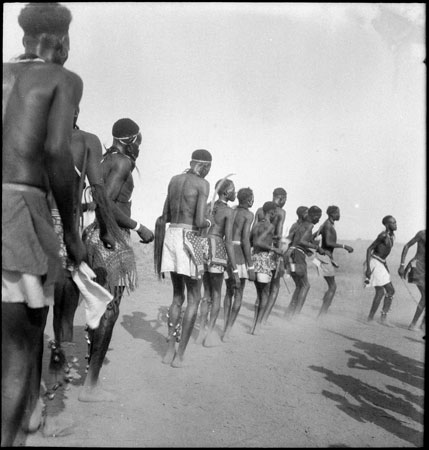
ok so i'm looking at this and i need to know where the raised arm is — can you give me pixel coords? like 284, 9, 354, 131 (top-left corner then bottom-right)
398, 232, 420, 278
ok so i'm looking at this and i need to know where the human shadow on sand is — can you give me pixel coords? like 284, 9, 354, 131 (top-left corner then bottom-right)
327, 331, 424, 390
120, 309, 168, 359
309, 365, 423, 447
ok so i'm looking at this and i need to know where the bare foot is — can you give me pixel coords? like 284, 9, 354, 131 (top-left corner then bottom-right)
41, 413, 75, 437
170, 354, 184, 368
78, 385, 117, 402
195, 328, 207, 345
162, 345, 176, 365
25, 397, 45, 433
203, 331, 221, 347
251, 326, 262, 336
221, 331, 232, 343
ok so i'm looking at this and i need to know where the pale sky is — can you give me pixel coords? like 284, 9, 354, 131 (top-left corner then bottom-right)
3, 2, 426, 242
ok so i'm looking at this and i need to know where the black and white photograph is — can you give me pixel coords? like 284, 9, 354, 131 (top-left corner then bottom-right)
2, 2, 425, 447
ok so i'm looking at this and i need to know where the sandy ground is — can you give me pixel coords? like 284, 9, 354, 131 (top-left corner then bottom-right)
22, 236, 425, 447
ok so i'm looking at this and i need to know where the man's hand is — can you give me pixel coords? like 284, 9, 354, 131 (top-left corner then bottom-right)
365, 268, 372, 279
137, 225, 154, 243
398, 266, 406, 279
100, 232, 116, 250
64, 232, 87, 266
317, 247, 326, 256
345, 245, 354, 253
233, 272, 241, 289
247, 268, 256, 282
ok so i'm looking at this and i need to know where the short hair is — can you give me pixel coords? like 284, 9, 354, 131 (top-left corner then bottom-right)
382, 215, 394, 225
308, 205, 322, 217
262, 201, 277, 213
296, 206, 308, 217
326, 205, 339, 216
237, 187, 253, 204
273, 187, 287, 197
112, 118, 140, 139
215, 178, 233, 193
191, 149, 212, 162
18, 3, 72, 36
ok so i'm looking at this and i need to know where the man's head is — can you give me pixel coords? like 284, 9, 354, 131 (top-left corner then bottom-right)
327, 205, 340, 221
272, 187, 287, 208
382, 215, 397, 232
112, 118, 142, 161
189, 149, 212, 178
237, 187, 254, 208
18, 3, 72, 65
215, 179, 236, 202
307, 205, 322, 225
262, 201, 277, 222
296, 206, 308, 221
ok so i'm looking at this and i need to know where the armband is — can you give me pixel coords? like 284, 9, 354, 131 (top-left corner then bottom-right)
232, 269, 239, 273
205, 219, 212, 228
133, 222, 141, 231
247, 266, 255, 270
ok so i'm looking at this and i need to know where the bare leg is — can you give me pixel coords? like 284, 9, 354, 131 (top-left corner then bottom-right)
78, 287, 124, 402
222, 278, 234, 336
262, 274, 280, 325
367, 286, 385, 321
223, 279, 245, 342
380, 282, 395, 323
295, 272, 310, 315
204, 273, 224, 347
251, 281, 269, 335
163, 273, 185, 365
409, 285, 425, 330
285, 274, 300, 319
2, 303, 48, 446
317, 276, 337, 318
196, 272, 210, 345
171, 276, 202, 368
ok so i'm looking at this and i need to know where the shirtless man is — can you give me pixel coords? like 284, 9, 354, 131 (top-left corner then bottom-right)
250, 201, 283, 335
222, 188, 256, 342
81, 118, 154, 401
2, 3, 85, 445
315, 206, 354, 318
285, 206, 325, 319
365, 215, 397, 324
398, 230, 425, 330
157, 149, 212, 367
197, 179, 241, 347
49, 110, 123, 375
254, 188, 287, 325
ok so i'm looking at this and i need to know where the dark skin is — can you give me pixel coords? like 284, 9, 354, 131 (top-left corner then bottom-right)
161, 160, 211, 368
222, 194, 255, 342
79, 132, 154, 402
254, 192, 286, 324
285, 210, 325, 318
365, 217, 397, 322
250, 208, 283, 335
398, 230, 425, 330
2, 29, 84, 446
197, 183, 241, 347
316, 208, 353, 318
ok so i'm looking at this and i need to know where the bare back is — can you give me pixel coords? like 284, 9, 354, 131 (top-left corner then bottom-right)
209, 200, 234, 240
251, 220, 275, 253
372, 231, 395, 260
3, 60, 82, 189
165, 172, 209, 227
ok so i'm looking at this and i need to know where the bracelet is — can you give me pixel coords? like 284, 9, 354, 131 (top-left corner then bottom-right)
205, 219, 212, 228
342, 244, 345, 249
133, 222, 141, 231
247, 266, 255, 270
232, 269, 239, 273
400, 263, 405, 266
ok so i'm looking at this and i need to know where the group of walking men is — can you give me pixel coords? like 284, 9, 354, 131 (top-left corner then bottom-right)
2, 2, 425, 447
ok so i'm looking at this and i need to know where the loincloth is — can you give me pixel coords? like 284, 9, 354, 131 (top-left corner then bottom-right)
286, 247, 307, 277
2, 184, 61, 307
407, 259, 425, 287
252, 250, 277, 276
161, 225, 205, 279
204, 235, 228, 273
314, 253, 336, 277
83, 221, 137, 293
368, 255, 390, 287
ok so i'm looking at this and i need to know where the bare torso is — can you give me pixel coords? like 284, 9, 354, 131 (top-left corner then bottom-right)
292, 221, 314, 254
414, 230, 426, 262
208, 200, 234, 239
373, 231, 395, 260
252, 220, 275, 254
320, 220, 337, 255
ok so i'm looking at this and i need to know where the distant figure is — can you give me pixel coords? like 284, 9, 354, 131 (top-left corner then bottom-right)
2, 3, 85, 445
398, 230, 425, 330
80, 118, 154, 401
253, 187, 287, 325
365, 215, 397, 324
157, 149, 212, 367
250, 201, 283, 335
315, 206, 354, 318
222, 187, 255, 342
197, 178, 241, 347
285, 206, 325, 318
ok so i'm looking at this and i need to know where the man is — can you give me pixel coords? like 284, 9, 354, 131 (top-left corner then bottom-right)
157, 149, 212, 367
197, 179, 241, 347
365, 215, 397, 324
253, 187, 287, 325
222, 188, 256, 342
49, 110, 124, 375
2, 3, 85, 445
81, 118, 154, 401
250, 201, 284, 335
286, 206, 309, 242
285, 206, 325, 319
398, 230, 425, 330
314, 206, 354, 318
